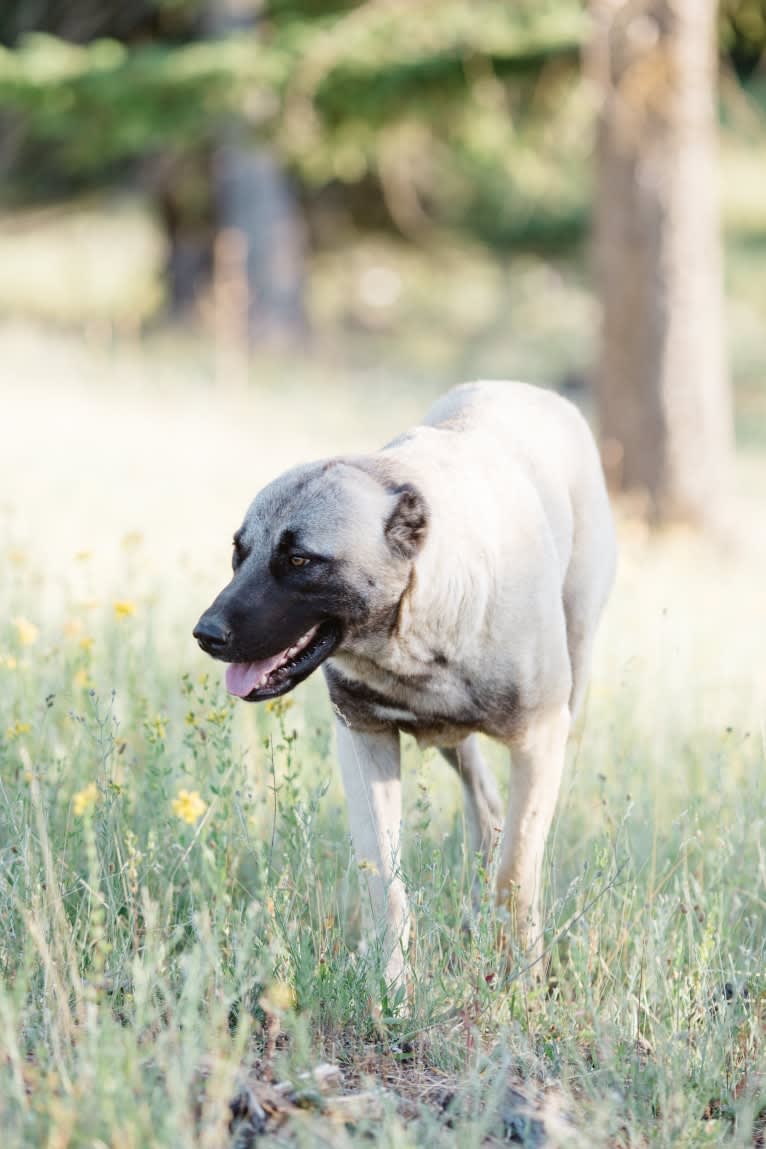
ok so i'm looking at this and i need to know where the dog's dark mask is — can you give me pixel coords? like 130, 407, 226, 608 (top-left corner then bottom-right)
193, 542, 349, 702
193, 471, 428, 703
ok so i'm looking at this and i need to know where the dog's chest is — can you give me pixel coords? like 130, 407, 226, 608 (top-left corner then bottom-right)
323, 658, 521, 747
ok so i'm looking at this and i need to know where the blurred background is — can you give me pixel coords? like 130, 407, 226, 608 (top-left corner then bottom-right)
1, 0, 765, 571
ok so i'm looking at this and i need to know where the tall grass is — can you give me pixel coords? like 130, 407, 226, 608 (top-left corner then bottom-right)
1, 350, 765, 1145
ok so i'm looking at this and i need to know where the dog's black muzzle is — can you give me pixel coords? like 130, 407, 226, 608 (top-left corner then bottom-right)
192, 613, 232, 657
193, 575, 329, 663
193, 551, 352, 700
193, 585, 342, 701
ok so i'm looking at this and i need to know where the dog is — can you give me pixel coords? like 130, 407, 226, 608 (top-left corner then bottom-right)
194, 381, 616, 986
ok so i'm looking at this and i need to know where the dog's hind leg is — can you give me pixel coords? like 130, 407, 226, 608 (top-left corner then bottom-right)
335, 719, 410, 990
439, 736, 504, 890
563, 469, 617, 720
563, 611, 596, 723
496, 703, 570, 969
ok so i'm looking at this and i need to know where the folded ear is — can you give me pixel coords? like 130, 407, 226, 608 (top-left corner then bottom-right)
385, 483, 428, 558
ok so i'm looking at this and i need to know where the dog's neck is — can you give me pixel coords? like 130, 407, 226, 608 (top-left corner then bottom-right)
338, 536, 495, 683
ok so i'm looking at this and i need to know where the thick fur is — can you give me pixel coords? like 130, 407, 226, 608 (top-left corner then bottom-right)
195, 381, 617, 986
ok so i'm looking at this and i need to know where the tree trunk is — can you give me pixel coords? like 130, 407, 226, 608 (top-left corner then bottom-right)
155, 151, 213, 320
590, 0, 732, 526
207, 0, 307, 346
212, 144, 308, 345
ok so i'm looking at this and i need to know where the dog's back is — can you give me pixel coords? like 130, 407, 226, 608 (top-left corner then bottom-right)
391, 380, 617, 717
422, 381, 608, 545
391, 380, 614, 590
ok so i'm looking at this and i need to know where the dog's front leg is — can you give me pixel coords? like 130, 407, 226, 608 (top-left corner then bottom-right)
439, 736, 504, 901
335, 719, 409, 990
496, 703, 570, 969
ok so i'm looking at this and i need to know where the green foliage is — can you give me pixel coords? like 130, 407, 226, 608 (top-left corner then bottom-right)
721, 0, 766, 78
0, 33, 280, 170
1, 1, 765, 247
0, 2, 588, 245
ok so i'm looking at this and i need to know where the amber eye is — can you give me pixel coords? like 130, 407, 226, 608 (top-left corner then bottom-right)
289, 554, 310, 568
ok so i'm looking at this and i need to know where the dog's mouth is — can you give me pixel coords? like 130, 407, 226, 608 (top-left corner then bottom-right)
224, 620, 340, 702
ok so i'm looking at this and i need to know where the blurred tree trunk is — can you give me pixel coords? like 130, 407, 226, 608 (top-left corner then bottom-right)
212, 143, 308, 346
590, 0, 732, 526
207, 0, 307, 346
156, 151, 214, 319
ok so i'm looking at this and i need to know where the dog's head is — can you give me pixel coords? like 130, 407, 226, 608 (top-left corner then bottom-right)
193, 459, 427, 701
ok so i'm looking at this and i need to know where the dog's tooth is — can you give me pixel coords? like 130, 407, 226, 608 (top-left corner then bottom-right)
299, 626, 317, 650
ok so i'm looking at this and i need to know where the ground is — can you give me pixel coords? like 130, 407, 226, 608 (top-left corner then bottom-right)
1, 308, 765, 1146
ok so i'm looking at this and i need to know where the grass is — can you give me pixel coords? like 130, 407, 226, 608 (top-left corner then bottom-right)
1, 330, 765, 1146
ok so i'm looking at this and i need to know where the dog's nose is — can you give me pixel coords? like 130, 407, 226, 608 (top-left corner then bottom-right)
193, 615, 231, 654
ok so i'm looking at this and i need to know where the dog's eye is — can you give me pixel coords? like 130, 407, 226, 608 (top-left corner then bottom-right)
289, 554, 310, 568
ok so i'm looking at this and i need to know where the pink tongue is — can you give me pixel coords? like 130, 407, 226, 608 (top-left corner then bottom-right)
225, 651, 287, 698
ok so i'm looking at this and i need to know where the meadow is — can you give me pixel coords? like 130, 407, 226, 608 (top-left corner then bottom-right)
1, 322, 765, 1148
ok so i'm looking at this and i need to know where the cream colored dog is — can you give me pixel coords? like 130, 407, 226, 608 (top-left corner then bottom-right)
194, 382, 617, 985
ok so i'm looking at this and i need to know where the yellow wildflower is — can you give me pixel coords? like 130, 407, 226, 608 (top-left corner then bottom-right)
171, 789, 207, 825
144, 715, 167, 742
205, 707, 230, 726
79, 636, 95, 652
73, 669, 91, 689
121, 531, 144, 550
265, 697, 294, 716
260, 981, 296, 1014
13, 618, 39, 647
73, 782, 99, 816
113, 601, 136, 619
0, 654, 17, 670
74, 551, 92, 562
5, 722, 30, 740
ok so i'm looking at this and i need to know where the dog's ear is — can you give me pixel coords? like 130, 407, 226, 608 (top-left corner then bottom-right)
385, 484, 428, 558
